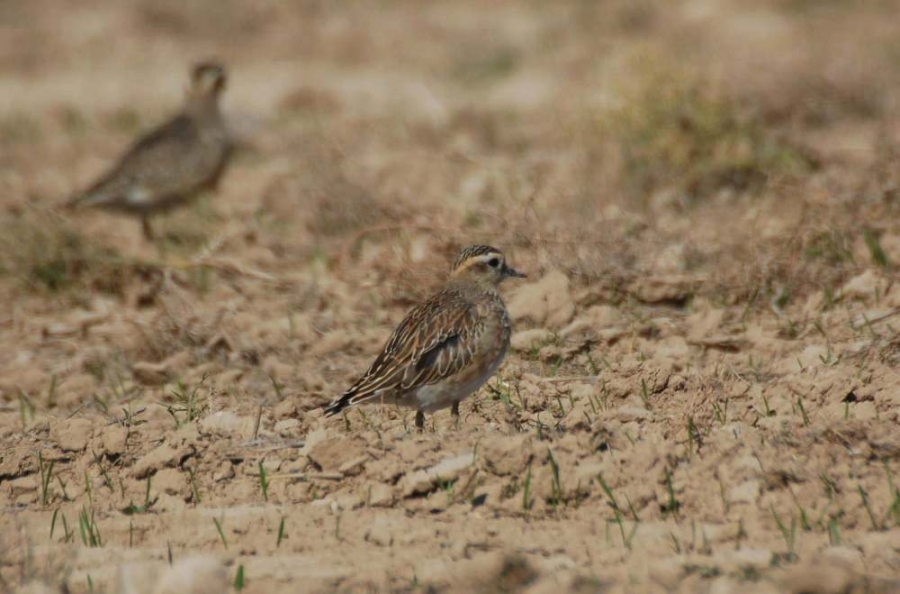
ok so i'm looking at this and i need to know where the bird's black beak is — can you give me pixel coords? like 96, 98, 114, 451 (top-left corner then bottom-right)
503, 264, 527, 279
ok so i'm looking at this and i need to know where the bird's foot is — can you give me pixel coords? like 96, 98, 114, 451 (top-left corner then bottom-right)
141, 217, 155, 241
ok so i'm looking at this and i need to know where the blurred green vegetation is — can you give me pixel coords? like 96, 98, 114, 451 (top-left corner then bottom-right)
600, 60, 816, 203
0, 211, 129, 295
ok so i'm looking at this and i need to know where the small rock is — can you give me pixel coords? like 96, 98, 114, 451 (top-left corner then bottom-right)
42, 323, 78, 338
402, 468, 434, 497
474, 553, 540, 593
687, 308, 725, 340
242, 458, 278, 477
421, 488, 451, 513
262, 354, 293, 381
669, 374, 687, 391
476, 482, 506, 510
791, 345, 830, 372
728, 381, 750, 398
310, 330, 353, 357
838, 270, 883, 301
481, 436, 533, 476
728, 480, 759, 505
401, 452, 474, 497
302, 428, 328, 453
307, 436, 366, 473
367, 482, 395, 507
132, 443, 191, 479
8, 475, 37, 497
154, 555, 228, 594
510, 329, 553, 352
653, 336, 690, 361
273, 399, 298, 420
507, 270, 574, 328
630, 275, 697, 304
734, 455, 763, 474
154, 468, 187, 498
213, 369, 244, 392
131, 361, 172, 386
115, 561, 157, 594
103, 426, 128, 456
583, 305, 623, 327
783, 559, 855, 594
339, 455, 369, 477
365, 516, 394, 547
427, 452, 475, 482
648, 557, 685, 590
274, 418, 300, 437
558, 318, 588, 337
598, 327, 628, 344
332, 491, 363, 511
282, 457, 309, 474
51, 418, 93, 452
213, 461, 235, 482
616, 406, 651, 422
820, 546, 865, 573
155, 492, 188, 513
17, 582, 63, 594
727, 548, 772, 570
205, 333, 233, 353
198, 411, 253, 438
574, 461, 605, 487
847, 401, 878, 421
162, 350, 193, 372
655, 243, 689, 272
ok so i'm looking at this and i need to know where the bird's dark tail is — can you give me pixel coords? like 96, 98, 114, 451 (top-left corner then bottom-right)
64, 189, 113, 211
323, 376, 383, 417
323, 392, 354, 417
62, 192, 84, 211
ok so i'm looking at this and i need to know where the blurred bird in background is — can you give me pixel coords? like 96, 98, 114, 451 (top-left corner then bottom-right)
66, 62, 233, 240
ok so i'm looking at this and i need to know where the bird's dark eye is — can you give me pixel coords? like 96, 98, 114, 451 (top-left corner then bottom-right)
488, 257, 501, 268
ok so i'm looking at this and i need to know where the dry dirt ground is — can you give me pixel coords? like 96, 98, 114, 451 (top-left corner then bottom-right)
3, 1, 900, 593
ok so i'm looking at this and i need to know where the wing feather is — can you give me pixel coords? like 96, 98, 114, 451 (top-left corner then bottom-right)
68, 115, 200, 208
324, 289, 477, 415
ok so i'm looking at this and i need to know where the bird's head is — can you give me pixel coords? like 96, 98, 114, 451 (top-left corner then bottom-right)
190, 62, 227, 98
449, 245, 526, 290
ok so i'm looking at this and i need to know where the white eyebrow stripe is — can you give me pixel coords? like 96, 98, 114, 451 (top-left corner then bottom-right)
450, 250, 506, 277
471, 253, 502, 264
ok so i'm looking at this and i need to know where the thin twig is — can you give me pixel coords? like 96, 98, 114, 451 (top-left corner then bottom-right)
539, 376, 599, 383
334, 224, 459, 276
855, 308, 900, 327
268, 472, 343, 481
179, 257, 277, 282
252, 405, 263, 440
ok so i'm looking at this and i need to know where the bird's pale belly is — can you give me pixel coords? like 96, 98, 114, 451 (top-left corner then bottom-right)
405, 346, 508, 413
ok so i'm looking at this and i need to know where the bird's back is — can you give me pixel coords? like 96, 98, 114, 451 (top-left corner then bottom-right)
325, 284, 510, 415
69, 103, 230, 213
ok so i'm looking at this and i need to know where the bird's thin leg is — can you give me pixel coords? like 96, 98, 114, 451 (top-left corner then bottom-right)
451, 401, 460, 429
415, 410, 425, 431
141, 216, 155, 241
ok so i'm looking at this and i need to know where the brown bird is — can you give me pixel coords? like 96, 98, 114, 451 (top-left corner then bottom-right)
324, 245, 526, 429
67, 62, 232, 240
